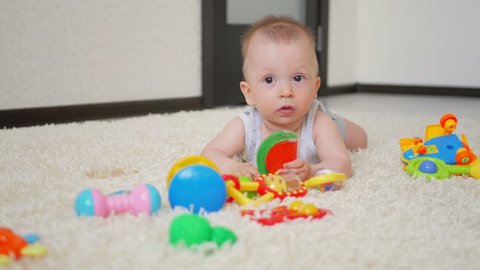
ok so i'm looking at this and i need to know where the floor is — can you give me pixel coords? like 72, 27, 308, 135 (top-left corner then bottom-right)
322, 93, 479, 118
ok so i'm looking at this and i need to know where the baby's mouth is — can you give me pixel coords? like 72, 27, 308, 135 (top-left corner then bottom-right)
278, 105, 294, 115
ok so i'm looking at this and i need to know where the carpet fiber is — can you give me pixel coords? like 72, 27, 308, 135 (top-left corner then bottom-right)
1, 105, 479, 269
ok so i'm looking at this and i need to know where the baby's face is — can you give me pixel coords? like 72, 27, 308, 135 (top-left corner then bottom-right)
241, 33, 320, 130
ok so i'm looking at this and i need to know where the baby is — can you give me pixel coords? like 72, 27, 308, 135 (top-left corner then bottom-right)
201, 16, 367, 181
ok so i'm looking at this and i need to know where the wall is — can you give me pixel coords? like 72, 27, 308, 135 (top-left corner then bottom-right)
327, 0, 357, 86
329, 0, 480, 89
0, 0, 201, 110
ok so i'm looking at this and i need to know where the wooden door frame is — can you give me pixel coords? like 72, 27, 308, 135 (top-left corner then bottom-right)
201, 0, 330, 107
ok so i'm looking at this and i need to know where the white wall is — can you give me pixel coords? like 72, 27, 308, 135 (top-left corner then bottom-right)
0, 0, 201, 110
329, 0, 480, 89
3, 1, 479, 111
327, 0, 357, 86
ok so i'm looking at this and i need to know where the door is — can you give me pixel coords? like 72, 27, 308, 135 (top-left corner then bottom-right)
202, 0, 329, 107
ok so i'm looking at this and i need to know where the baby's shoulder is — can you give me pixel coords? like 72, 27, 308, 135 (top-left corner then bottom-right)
312, 109, 330, 122
237, 106, 259, 128
312, 110, 338, 132
228, 115, 247, 130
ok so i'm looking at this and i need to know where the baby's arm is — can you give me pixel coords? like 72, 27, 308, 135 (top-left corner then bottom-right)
311, 111, 352, 177
201, 116, 259, 179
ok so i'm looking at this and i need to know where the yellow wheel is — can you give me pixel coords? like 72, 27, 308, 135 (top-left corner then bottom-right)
166, 155, 220, 187
470, 160, 480, 179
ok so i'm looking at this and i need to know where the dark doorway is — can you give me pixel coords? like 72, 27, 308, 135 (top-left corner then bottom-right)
202, 0, 329, 107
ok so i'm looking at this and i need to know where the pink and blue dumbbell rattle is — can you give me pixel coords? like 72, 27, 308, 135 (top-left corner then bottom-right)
75, 183, 161, 217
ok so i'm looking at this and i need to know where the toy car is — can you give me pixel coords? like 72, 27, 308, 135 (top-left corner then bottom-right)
399, 114, 479, 180
401, 134, 476, 166
400, 114, 476, 166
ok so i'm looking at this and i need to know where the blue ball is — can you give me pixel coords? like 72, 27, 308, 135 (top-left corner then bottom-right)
419, 160, 438, 173
168, 165, 226, 213
75, 189, 95, 216
146, 183, 162, 214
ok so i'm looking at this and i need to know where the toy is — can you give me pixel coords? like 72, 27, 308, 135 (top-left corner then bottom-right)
166, 155, 220, 187
257, 130, 298, 175
167, 142, 346, 210
223, 173, 307, 206
405, 157, 480, 180
241, 200, 331, 226
75, 183, 161, 217
400, 114, 479, 180
258, 130, 346, 188
169, 214, 236, 248
425, 114, 458, 140
168, 164, 227, 214
401, 134, 476, 166
223, 172, 347, 206
0, 228, 47, 266
222, 130, 346, 206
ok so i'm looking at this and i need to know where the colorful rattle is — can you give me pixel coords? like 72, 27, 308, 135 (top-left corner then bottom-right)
75, 183, 161, 217
256, 130, 298, 175
257, 130, 347, 186
223, 172, 347, 206
223, 131, 347, 206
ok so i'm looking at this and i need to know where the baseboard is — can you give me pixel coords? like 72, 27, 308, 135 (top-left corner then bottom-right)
356, 84, 480, 97
319, 85, 356, 96
324, 84, 480, 97
0, 97, 203, 128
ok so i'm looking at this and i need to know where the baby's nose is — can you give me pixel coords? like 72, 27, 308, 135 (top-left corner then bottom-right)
279, 83, 294, 97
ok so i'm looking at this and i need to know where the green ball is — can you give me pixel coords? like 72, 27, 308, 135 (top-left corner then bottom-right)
210, 226, 237, 247
169, 214, 211, 247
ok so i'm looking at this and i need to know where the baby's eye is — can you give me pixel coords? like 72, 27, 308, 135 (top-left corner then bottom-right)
264, 76, 274, 84
293, 75, 304, 82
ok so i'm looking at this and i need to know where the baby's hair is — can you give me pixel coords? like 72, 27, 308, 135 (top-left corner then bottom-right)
241, 16, 318, 74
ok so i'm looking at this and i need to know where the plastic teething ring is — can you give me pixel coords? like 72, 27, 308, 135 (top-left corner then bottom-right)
166, 155, 220, 186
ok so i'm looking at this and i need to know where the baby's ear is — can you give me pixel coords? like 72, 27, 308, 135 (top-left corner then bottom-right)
315, 76, 321, 92
240, 81, 254, 105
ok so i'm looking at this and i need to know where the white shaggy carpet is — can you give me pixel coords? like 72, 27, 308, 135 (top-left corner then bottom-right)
1, 104, 479, 270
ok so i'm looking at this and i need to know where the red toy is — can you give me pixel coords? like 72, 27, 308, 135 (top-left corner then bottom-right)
241, 200, 330, 226
257, 131, 297, 175
0, 227, 47, 266
0, 227, 27, 259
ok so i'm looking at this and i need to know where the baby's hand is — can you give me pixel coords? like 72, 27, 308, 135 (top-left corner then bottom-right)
224, 160, 259, 180
276, 159, 312, 181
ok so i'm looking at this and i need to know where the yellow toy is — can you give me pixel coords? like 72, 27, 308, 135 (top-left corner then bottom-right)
220, 130, 347, 206
424, 114, 457, 140
223, 172, 347, 206
400, 114, 479, 180
400, 113, 476, 165
167, 155, 347, 208
166, 155, 220, 187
